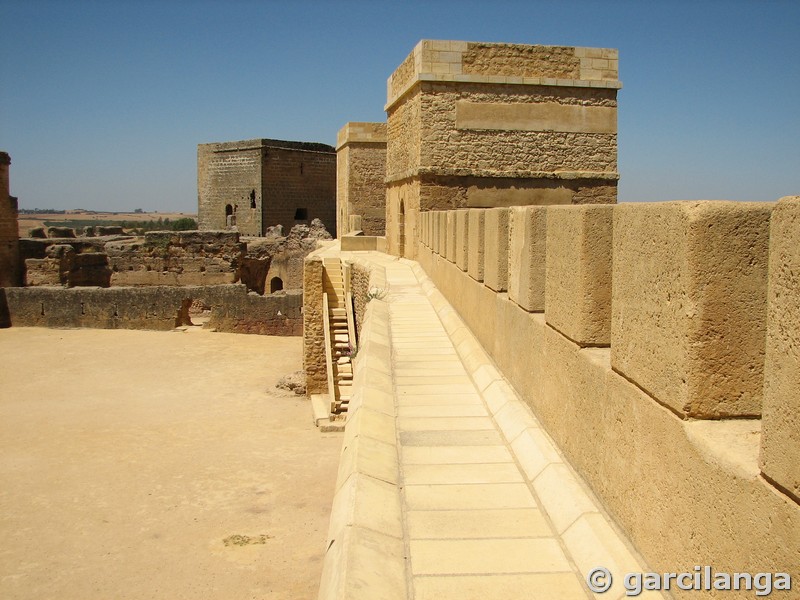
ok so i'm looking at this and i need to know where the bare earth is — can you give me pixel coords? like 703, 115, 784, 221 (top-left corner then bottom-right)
0, 327, 342, 600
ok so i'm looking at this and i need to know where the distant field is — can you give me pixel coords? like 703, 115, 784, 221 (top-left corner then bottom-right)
18, 211, 197, 237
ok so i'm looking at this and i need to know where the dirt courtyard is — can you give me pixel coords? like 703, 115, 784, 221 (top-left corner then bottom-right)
0, 327, 342, 600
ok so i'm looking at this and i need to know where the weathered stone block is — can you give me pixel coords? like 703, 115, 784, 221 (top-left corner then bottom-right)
545, 205, 613, 346
431, 211, 440, 254
437, 211, 447, 256
508, 206, 547, 312
612, 201, 772, 419
483, 208, 510, 292
445, 211, 456, 262
760, 196, 800, 500
455, 210, 469, 271
467, 209, 485, 282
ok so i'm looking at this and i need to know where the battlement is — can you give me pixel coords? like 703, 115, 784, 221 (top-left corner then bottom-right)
414, 197, 800, 581
387, 40, 621, 109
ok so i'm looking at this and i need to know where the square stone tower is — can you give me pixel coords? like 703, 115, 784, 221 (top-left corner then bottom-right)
385, 40, 621, 258
336, 122, 387, 237
197, 138, 337, 236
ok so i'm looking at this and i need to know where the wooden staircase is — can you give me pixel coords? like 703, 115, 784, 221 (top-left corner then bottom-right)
322, 258, 356, 415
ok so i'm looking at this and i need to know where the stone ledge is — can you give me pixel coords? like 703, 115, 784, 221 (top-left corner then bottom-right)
317, 285, 408, 600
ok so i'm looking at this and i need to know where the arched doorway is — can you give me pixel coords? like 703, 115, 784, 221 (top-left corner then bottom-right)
225, 204, 235, 227
270, 277, 284, 293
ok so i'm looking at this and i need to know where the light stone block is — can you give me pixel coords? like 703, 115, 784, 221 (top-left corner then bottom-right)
467, 209, 485, 282
438, 211, 447, 256
760, 196, 800, 499
611, 201, 772, 419
407, 508, 550, 539
508, 206, 547, 312
445, 211, 456, 262
410, 538, 570, 575
455, 209, 469, 271
545, 205, 613, 346
483, 208, 510, 292
318, 526, 406, 600
414, 573, 587, 600
431, 211, 440, 254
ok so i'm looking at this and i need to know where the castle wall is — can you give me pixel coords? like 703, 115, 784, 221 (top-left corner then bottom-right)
385, 41, 620, 259
415, 199, 799, 596
4, 284, 302, 335
0, 152, 21, 287
336, 123, 387, 237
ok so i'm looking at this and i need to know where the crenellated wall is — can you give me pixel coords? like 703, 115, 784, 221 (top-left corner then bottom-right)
416, 198, 799, 595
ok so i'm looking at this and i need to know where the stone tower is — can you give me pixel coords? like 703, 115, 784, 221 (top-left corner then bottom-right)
197, 139, 337, 237
0, 151, 21, 287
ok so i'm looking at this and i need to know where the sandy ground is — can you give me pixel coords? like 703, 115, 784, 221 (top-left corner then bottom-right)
0, 327, 342, 600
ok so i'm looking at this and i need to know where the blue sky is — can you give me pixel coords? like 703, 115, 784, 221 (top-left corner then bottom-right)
1, 0, 798, 212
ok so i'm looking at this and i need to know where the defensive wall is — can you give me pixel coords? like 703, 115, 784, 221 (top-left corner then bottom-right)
409, 197, 800, 591
336, 123, 387, 237
198, 138, 337, 237
1, 284, 302, 335
384, 41, 620, 259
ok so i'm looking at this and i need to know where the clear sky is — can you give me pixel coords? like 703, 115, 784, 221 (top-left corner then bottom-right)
1, 0, 798, 212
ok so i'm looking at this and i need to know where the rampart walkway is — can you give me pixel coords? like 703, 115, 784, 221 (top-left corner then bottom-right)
319, 251, 663, 600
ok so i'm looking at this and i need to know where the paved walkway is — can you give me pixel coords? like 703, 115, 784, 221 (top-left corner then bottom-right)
385, 260, 591, 599
321, 251, 661, 600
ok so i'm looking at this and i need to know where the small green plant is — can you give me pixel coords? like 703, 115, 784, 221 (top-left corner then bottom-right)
366, 287, 387, 302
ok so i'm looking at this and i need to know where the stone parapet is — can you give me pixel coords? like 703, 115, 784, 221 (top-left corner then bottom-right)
387, 40, 621, 110
336, 122, 388, 150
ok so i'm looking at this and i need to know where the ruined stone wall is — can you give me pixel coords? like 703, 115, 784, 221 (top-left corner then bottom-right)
0, 152, 21, 287
4, 284, 302, 335
198, 139, 336, 236
336, 123, 387, 237
416, 198, 799, 595
262, 146, 337, 237
106, 230, 243, 287
385, 40, 620, 258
